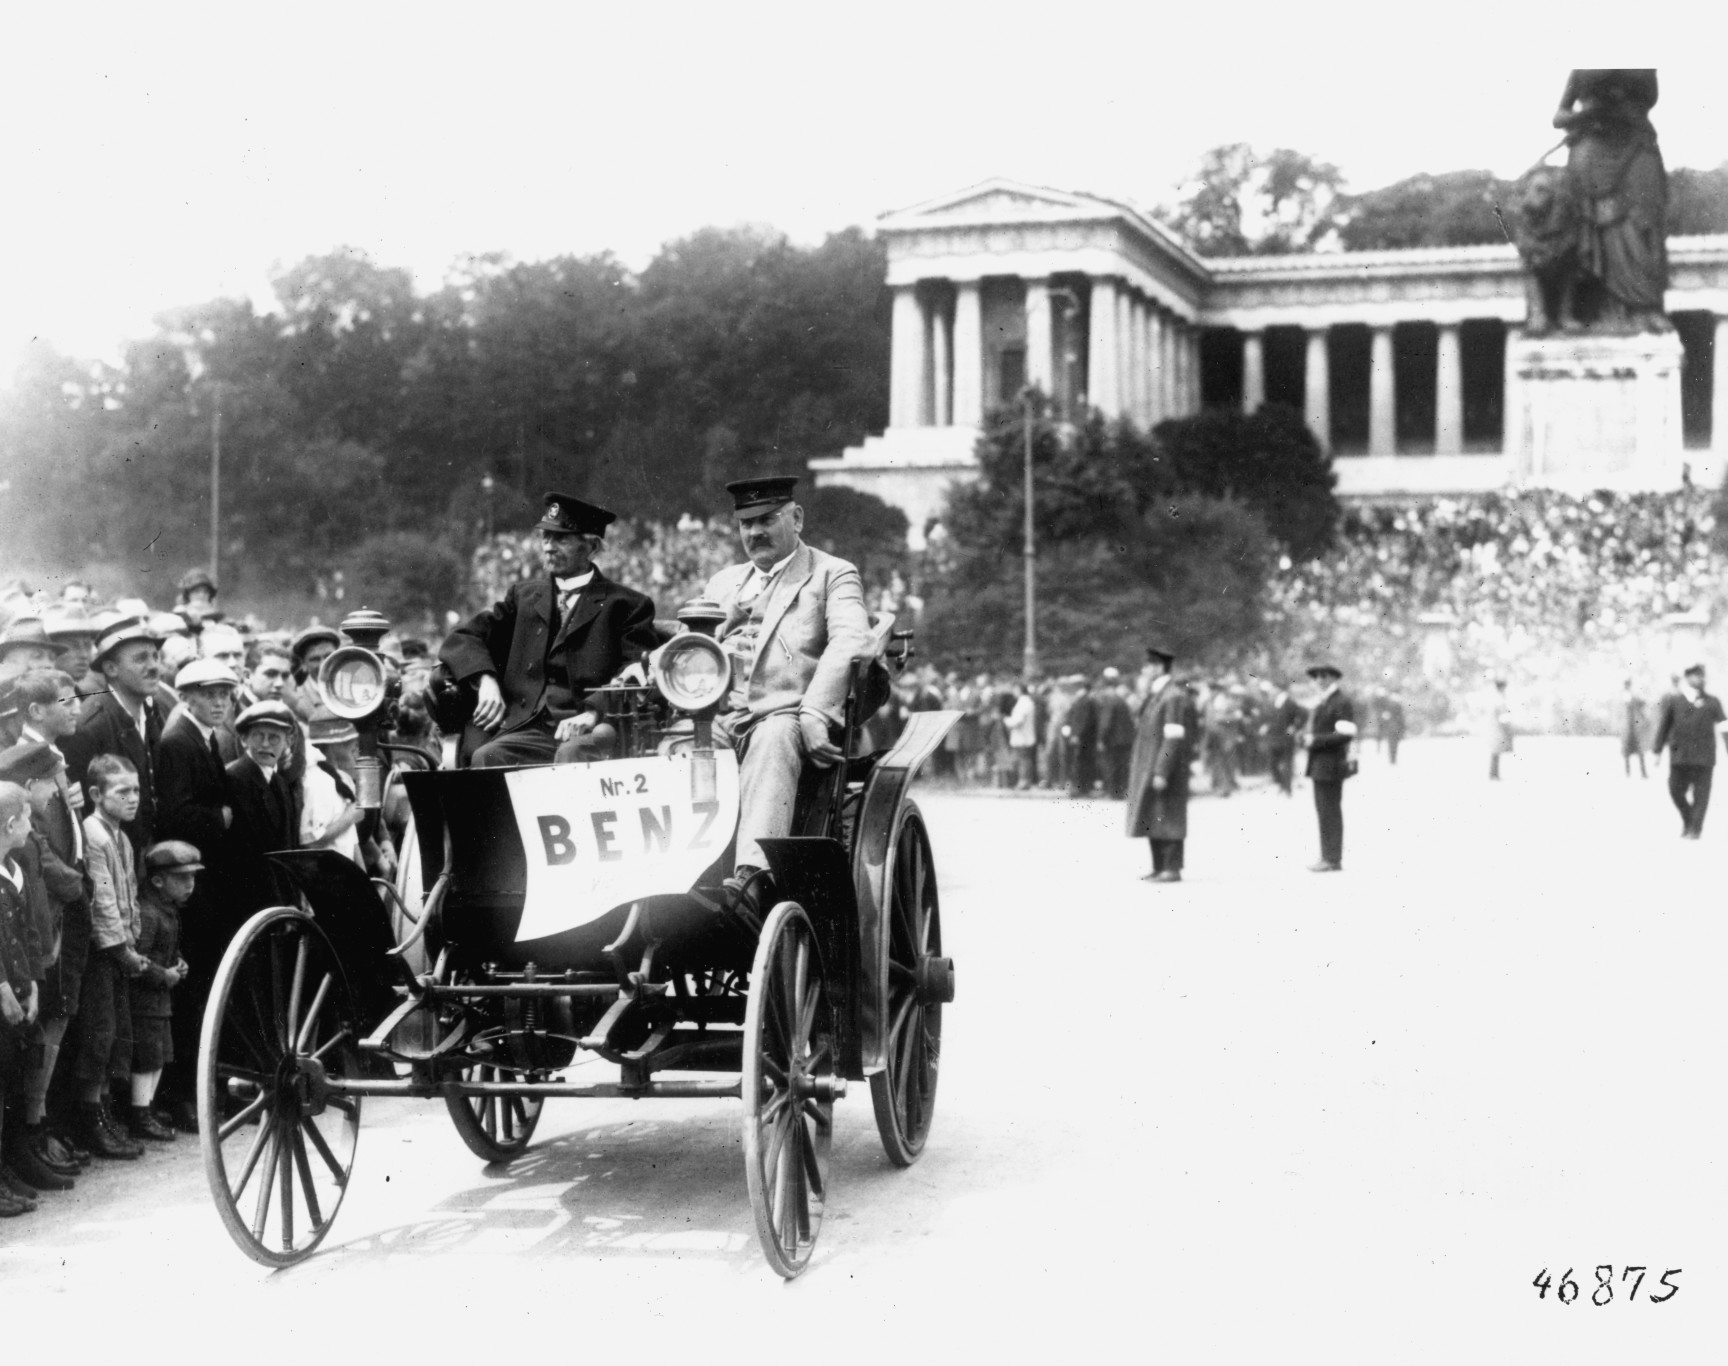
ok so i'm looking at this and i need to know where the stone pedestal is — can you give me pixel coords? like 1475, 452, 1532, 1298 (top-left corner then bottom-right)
1506, 331, 1685, 490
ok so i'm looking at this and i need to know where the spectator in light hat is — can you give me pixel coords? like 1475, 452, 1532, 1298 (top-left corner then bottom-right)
0, 618, 69, 685
62, 616, 166, 851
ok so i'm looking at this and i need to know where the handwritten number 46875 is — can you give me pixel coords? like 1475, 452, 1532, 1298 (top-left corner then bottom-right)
1533, 1266, 1680, 1305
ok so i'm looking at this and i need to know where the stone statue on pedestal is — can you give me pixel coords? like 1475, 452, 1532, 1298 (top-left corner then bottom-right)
1511, 69, 1669, 335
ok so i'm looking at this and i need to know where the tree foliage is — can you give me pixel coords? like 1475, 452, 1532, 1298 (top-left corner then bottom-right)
1159, 144, 1348, 256
1669, 163, 1728, 235
1337, 170, 1516, 250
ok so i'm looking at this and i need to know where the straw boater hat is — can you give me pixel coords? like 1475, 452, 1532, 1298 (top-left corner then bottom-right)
90, 615, 164, 670
0, 618, 70, 663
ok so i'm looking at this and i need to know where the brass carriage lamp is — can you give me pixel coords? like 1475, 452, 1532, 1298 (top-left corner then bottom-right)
655, 598, 734, 804
317, 606, 396, 810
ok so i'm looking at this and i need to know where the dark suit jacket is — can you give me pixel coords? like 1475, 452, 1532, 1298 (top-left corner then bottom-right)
440, 570, 658, 737
225, 756, 301, 914
1305, 689, 1357, 782
63, 692, 164, 851
1652, 690, 1726, 767
155, 713, 231, 858
1126, 682, 1197, 840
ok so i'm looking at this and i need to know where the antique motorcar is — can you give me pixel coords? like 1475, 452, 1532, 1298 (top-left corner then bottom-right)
197, 604, 957, 1277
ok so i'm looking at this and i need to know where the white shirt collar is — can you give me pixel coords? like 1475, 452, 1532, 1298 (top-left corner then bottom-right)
255, 760, 277, 782
189, 715, 215, 742
0, 858, 20, 893
1150, 674, 1171, 695
748, 546, 799, 587
555, 569, 596, 593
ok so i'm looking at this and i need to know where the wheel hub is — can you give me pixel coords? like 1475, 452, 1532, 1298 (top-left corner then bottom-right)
914, 955, 956, 1005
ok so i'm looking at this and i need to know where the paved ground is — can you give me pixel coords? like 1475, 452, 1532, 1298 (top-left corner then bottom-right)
3, 737, 1721, 1362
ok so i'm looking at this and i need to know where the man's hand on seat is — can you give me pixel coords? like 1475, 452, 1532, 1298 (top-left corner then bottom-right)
800, 711, 843, 768
555, 710, 600, 743
473, 674, 506, 732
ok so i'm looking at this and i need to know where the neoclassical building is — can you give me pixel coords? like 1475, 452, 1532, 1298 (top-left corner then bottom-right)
810, 179, 1728, 540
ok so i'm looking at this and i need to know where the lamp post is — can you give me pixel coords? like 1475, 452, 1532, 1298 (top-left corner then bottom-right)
1022, 386, 1038, 682
208, 384, 222, 585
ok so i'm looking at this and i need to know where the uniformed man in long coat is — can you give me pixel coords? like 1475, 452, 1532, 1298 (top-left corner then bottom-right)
440, 493, 658, 767
1125, 643, 1196, 882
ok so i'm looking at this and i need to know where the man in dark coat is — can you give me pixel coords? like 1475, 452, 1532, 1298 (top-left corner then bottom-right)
440, 493, 658, 768
225, 701, 302, 915
1377, 692, 1407, 766
1620, 678, 1649, 778
1301, 663, 1357, 872
1125, 645, 1197, 882
1264, 683, 1305, 795
1651, 663, 1727, 838
152, 658, 239, 1129
1095, 669, 1136, 799
1064, 684, 1100, 798
62, 616, 165, 853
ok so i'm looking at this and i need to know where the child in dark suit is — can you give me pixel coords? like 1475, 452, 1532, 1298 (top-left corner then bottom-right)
128, 843, 192, 1141
0, 781, 43, 1214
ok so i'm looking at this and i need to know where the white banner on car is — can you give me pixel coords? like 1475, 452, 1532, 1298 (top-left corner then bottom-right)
505, 751, 739, 942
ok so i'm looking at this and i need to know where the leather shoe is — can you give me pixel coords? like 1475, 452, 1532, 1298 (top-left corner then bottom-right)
1152, 870, 1182, 883
0, 1163, 41, 1202
720, 866, 772, 936
26, 1129, 81, 1179
99, 1101, 144, 1157
79, 1108, 141, 1161
6, 1141, 73, 1192
47, 1128, 91, 1168
130, 1106, 177, 1142
1308, 861, 1342, 873
168, 1099, 201, 1134
0, 1186, 33, 1217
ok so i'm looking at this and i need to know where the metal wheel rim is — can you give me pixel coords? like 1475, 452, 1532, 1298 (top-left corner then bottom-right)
446, 1061, 545, 1162
199, 906, 362, 1267
742, 901, 835, 1279
872, 809, 942, 1164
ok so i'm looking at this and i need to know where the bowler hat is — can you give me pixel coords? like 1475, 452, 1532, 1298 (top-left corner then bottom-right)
144, 840, 204, 874
90, 615, 164, 669
234, 699, 298, 734
0, 740, 65, 784
1306, 662, 1343, 680
535, 493, 616, 537
1145, 643, 1176, 666
177, 567, 218, 597
0, 618, 70, 662
725, 476, 799, 514
1683, 663, 1706, 678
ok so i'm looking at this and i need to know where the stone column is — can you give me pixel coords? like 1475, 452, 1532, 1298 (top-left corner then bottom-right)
952, 280, 983, 427
1024, 278, 1053, 394
1241, 329, 1265, 413
1715, 314, 1728, 455
1436, 322, 1463, 454
888, 285, 926, 427
1158, 310, 1175, 420
1086, 278, 1121, 418
930, 296, 952, 427
1369, 324, 1396, 454
1304, 326, 1330, 448
1134, 296, 1152, 424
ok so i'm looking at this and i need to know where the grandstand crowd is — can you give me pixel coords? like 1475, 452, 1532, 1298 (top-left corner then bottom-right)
0, 482, 1717, 1219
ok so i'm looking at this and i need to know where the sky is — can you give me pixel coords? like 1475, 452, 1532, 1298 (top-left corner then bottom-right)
3, 1, 1726, 380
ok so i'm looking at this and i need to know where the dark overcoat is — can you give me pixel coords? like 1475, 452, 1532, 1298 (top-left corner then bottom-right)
1125, 681, 1197, 840
1304, 689, 1357, 782
439, 570, 658, 738
225, 756, 301, 918
63, 691, 164, 851
155, 714, 231, 856
1651, 689, 1725, 767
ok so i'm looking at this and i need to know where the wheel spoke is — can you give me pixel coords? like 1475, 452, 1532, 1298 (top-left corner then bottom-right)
251, 1130, 281, 1241
278, 1122, 296, 1250
229, 1116, 273, 1200
295, 973, 332, 1054
286, 934, 309, 1051
791, 938, 809, 1040
301, 1117, 347, 1185
309, 1028, 351, 1063
269, 934, 287, 1050
800, 1116, 825, 1199
219, 1091, 270, 1141
290, 1126, 322, 1229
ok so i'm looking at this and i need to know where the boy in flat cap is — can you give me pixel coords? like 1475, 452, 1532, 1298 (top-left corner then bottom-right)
440, 492, 658, 767
127, 842, 193, 1141
225, 701, 302, 920
702, 477, 872, 912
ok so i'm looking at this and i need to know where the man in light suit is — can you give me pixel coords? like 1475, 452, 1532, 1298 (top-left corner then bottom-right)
703, 477, 872, 908
441, 493, 658, 767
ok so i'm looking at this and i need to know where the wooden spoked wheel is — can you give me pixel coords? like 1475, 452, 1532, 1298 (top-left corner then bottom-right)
742, 901, 838, 1279
870, 804, 951, 1167
199, 906, 363, 1267
445, 1063, 545, 1163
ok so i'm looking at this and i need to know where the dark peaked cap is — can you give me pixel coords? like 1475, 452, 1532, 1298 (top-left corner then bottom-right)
726, 476, 799, 513
1145, 643, 1176, 665
536, 493, 616, 536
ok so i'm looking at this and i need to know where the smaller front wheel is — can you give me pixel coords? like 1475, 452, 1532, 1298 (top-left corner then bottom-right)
742, 901, 838, 1279
445, 1063, 545, 1163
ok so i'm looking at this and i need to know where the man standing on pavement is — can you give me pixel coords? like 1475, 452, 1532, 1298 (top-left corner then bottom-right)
1620, 678, 1649, 778
62, 617, 165, 854
1650, 663, 1727, 838
1125, 644, 1196, 883
441, 493, 658, 767
1264, 681, 1304, 795
703, 476, 872, 919
1301, 663, 1356, 872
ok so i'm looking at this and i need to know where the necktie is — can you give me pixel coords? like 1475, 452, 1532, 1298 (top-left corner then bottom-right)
209, 732, 224, 766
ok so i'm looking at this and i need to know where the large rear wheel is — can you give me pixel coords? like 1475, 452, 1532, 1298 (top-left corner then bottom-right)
870, 804, 953, 1166
742, 901, 839, 1279
199, 905, 363, 1267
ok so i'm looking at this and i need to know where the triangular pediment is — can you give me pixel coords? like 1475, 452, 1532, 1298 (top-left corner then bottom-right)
881, 178, 1126, 230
